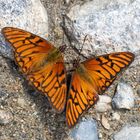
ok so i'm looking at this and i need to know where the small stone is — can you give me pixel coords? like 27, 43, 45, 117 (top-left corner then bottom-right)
137, 87, 140, 96
0, 109, 13, 125
101, 115, 110, 130
112, 82, 134, 110
64, 0, 70, 4
114, 125, 140, 140
17, 98, 27, 108
95, 95, 112, 112
98, 133, 103, 139
112, 112, 120, 121
70, 118, 98, 140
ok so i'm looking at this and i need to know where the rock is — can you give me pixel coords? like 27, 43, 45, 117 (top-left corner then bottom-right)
111, 112, 120, 121
0, 109, 13, 125
112, 82, 135, 110
95, 95, 112, 112
114, 125, 140, 140
70, 118, 98, 140
63, 0, 139, 58
101, 115, 110, 130
0, 0, 48, 59
17, 98, 27, 108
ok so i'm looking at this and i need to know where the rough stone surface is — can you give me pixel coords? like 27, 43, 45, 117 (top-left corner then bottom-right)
112, 82, 135, 110
114, 125, 140, 140
66, 0, 140, 59
0, 0, 48, 59
70, 119, 98, 140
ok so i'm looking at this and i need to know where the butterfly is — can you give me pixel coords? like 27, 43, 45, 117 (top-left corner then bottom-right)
66, 52, 134, 127
2, 27, 135, 128
2, 27, 67, 113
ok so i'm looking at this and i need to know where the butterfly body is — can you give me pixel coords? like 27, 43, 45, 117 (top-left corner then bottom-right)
47, 47, 64, 62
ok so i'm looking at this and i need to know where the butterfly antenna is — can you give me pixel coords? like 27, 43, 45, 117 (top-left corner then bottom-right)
77, 35, 88, 61
61, 15, 88, 59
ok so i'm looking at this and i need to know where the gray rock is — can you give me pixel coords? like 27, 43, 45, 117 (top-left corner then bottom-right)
0, 109, 13, 125
95, 95, 112, 112
112, 82, 134, 110
114, 125, 140, 140
63, 0, 140, 58
70, 119, 98, 140
0, 0, 48, 59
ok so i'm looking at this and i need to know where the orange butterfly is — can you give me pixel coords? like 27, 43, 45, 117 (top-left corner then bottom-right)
2, 27, 67, 113
2, 27, 135, 128
65, 52, 134, 127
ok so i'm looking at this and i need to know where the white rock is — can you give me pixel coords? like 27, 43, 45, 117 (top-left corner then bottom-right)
0, 109, 13, 125
112, 82, 135, 110
63, 0, 140, 57
95, 95, 112, 112
70, 118, 98, 140
0, 0, 48, 59
101, 115, 110, 130
114, 125, 140, 140
112, 112, 120, 121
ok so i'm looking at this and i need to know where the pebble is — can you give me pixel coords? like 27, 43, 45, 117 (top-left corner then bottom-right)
17, 98, 27, 108
114, 125, 140, 140
0, 109, 13, 125
137, 87, 140, 96
112, 112, 120, 121
70, 118, 98, 140
95, 95, 112, 112
112, 82, 135, 110
0, 0, 48, 59
101, 115, 110, 130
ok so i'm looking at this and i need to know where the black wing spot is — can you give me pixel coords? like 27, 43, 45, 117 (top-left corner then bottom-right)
36, 39, 44, 44
96, 57, 102, 63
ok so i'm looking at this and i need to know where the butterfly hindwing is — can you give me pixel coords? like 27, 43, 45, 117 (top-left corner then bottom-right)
66, 52, 134, 127
66, 72, 99, 128
28, 61, 66, 112
2, 27, 67, 112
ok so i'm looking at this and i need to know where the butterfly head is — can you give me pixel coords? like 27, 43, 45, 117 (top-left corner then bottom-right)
59, 44, 67, 52
72, 59, 80, 69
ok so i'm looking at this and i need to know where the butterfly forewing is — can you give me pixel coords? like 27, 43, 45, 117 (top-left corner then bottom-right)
82, 52, 134, 94
2, 27, 67, 113
66, 52, 134, 128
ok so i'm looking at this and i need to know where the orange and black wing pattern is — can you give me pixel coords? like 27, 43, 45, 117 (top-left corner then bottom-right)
2, 27, 67, 112
82, 52, 134, 94
66, 52, 134, 127
28, 61, 67, 112
66, 72, 99, 127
